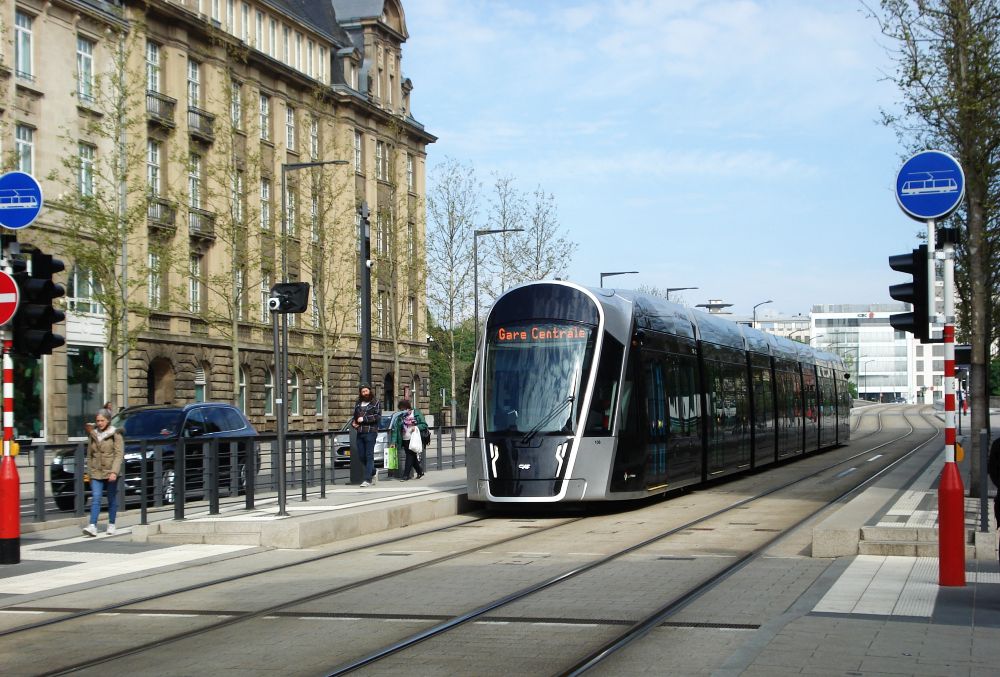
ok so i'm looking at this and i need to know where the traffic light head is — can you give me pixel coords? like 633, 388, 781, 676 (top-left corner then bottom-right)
888, 244, 931, 342
12, 249, 65, 358
269, 282, 310, 314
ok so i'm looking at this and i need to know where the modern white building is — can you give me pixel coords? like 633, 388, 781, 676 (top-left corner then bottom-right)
809, 303, 944, 404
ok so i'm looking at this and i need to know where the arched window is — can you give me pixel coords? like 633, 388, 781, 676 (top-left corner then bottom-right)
264, 368, 274, 416
289, 371, 300, 415
239, 367, 248, 412
194, 366, 207, 402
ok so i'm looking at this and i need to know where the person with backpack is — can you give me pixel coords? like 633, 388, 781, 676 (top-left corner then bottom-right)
391, 398, 429, 481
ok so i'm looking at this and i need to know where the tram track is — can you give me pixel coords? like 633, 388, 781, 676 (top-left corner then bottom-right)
319, 407, 940, 675
4, 408, 938, 676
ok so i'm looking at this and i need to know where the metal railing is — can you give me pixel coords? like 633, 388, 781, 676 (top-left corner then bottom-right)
15, 424, 468, 525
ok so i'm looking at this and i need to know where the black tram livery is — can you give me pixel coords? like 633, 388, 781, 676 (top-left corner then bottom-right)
466, 281, 851, 503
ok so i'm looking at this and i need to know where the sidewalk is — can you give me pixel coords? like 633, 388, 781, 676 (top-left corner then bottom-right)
0, 467, 470, 601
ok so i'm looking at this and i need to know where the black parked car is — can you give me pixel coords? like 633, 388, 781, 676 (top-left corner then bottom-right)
51, 403, 258, 511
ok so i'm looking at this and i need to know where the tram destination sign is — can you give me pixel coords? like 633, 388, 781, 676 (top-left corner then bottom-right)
496, 325, 588, 343
895, 150, 965, 221
0, 171, 43, 230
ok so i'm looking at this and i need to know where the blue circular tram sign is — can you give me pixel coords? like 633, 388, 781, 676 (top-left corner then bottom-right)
0, 171, 43, 230
895, 150, 965, 221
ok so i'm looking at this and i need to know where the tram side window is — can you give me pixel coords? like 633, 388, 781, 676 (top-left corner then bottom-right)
584, 334, 624, 435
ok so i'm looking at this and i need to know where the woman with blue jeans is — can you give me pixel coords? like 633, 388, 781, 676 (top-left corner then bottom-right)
82, 409, 124, 537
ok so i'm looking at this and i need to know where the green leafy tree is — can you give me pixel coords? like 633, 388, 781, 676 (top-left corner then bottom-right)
872, 0, 1000, 494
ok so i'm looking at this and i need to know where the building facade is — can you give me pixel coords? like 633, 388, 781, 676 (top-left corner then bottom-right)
4, 0, 434, 443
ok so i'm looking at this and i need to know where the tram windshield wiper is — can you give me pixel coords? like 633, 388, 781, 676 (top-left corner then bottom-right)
521, 396, 574, 444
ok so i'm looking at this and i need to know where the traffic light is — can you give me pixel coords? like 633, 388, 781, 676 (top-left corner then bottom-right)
268, 282, 310, 313
888, 244, 931, 342
12, 249, 65, 358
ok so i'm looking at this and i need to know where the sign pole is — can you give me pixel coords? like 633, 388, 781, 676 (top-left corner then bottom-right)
0, 340, 18, 565
939, 232, 965, 585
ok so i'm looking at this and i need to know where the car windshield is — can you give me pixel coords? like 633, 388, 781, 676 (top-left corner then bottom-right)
112, 409, 183, 437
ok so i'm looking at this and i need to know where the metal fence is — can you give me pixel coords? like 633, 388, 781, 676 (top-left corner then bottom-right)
15, 424, 468, 525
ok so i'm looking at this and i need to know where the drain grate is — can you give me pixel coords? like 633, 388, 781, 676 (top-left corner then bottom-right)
658, 556, 696, 561
659, 621, 760, 630
377, 552, 413, 557
753, 528, 781, 532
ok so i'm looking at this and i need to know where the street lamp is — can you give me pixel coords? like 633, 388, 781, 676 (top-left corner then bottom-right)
664, 286, 697, 301
599, 271, 638, 288
862, 359, 876, 401
276, 159, 348, 513
788, 328, 811, 343
752, 299, 773, 329
474, 228, 525, 349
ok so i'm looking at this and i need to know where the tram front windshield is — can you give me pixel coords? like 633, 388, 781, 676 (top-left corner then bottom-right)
484, 321, 595, 436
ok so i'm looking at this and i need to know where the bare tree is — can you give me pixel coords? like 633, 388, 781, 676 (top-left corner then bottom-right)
426, 157, 479, 423
46, 25, 155, 408
522, 186, 575, 281
481, 173, 528, 300
872, 0, 1000, 493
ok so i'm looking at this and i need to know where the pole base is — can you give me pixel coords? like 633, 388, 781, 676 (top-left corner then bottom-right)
0, 537, 20, 565
938, 461, 966, 587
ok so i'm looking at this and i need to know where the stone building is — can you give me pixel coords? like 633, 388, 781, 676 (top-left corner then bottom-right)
3, 0, 434, 443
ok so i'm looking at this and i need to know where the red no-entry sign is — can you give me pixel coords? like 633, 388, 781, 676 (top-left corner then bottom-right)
0, 270, 19, 327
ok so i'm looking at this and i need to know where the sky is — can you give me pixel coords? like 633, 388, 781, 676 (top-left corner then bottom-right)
400, 0, 920, 319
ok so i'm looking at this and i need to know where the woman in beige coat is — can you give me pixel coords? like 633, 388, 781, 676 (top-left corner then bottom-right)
82, 408, 124, 537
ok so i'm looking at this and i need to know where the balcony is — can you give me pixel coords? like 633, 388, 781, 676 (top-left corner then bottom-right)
188, 106, 215, 143
147, 196, 177, 234
188, 207, 216, 241
146, 90, 176, 128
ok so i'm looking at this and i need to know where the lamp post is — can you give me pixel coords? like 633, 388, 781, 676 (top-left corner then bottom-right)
752, 299, 773, 329
277, 159, 347, 511
473, 228, 524, 350
599, 271, 639, 288
788, 328, 809, 342
663, 286, 697, 301
862, 359, 876, 401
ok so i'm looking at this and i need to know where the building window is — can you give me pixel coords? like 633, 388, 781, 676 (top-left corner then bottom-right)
286, 189, 297, 237
187, 59, 201, 107
189, 254, 202, 313
263, 368, 274, 416
188, 153, 202, 209
234, 169, 245, 223
407, 154, 414, 192
375, 141, 386, 181
226, 0, 235, 31
146, 41, 161, 92
377, 291, 386, 337
285, 105, 296, 150
259, 93, 271, 141
78, 143, 95, 198
236, 267, 246, 320
269, 18, 277, 57
260, 177, 271, 230
307, 40, 315, 77
289, 371, 300, 415
230, 79, 243, 129
309, 115, 319, 159
255, 10, 263, 48
311, 291, 319, 328
295, 32, 302, 70
319, 46, 327, 83
354, 131, 363, 173
311, 196, 319, 242
194, 366, 207, 403
408, 296, 415, 337
260, 273, 271, 323
76, 36, 95, 103
241, 2, 249, 42
147, 139, 161, 196
407, 221, 416, 259
238, 366, 248, 412
315, 379, 324, 416
15, 125, 34, 174
67, 346, 105, 439
148, 252, 162, 308
67, 266, 102, 314
15, 11, 33, 81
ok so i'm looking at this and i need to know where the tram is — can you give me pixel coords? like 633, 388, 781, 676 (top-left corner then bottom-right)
465, 281, 851, 504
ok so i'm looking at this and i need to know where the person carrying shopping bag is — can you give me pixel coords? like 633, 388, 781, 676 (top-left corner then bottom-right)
391, 398, 428, 481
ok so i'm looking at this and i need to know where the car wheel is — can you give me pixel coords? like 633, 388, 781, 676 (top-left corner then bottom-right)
55, 494, 75, 511
237, 463, 247, 495
162, 466, 176, 505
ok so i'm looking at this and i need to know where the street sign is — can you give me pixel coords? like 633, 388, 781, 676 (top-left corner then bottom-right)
0, 271, 20, 326
895, 150, 965, 221
0, 172, 43, 230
